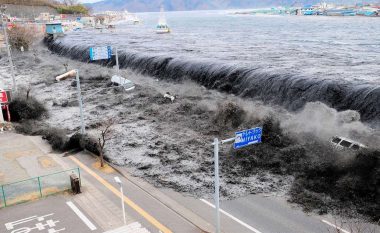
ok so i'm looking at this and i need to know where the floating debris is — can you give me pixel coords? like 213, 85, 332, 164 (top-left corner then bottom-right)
163, 92, 175, 102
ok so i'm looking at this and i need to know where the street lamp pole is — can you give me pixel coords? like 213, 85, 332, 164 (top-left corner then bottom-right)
114, 176, 126, 225
75, 69, 85, 134
1, 5, 16, 92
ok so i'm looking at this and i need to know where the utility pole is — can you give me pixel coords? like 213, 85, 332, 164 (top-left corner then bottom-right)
1, 5, 16, 92
75, 70, 85, 134
115, 47, 120, 75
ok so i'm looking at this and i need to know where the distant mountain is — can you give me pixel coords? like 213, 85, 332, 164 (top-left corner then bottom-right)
86, 0, 323, 12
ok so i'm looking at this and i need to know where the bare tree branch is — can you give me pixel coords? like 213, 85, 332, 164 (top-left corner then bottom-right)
97, 119, 115, 168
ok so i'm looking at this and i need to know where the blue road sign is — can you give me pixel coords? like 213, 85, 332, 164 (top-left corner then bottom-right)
89, 46, 112, 61
234, 127, 262, 149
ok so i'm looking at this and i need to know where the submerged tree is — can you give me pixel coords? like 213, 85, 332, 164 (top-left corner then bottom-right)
97, 119, 115, 168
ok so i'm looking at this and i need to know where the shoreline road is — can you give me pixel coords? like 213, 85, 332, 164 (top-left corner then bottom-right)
159, 188, 379, 233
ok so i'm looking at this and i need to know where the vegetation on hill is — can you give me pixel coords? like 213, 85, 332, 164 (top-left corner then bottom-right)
0, 0, 89, 15
0, 0, 57, 6
55, 4, 88, 14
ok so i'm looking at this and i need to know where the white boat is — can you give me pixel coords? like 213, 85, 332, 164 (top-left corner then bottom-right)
132, 15, 140, 24
95, 19, 105, 29
121, 11, 141, 25
156, 5, 170, 34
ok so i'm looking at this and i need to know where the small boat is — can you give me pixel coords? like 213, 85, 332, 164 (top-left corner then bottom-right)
131, 14, 140, 24
95, 20, 104, 29
156, 5, 170, 34
356, 8, 379, 17
122, 11, 141, 24
106, 23, 116, 29
325, 9, 356, 16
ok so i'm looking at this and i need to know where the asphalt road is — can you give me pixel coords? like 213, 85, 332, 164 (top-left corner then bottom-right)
216, 195, 330, 233
160, 188, 367, 233
70, 153, 202, 233
0, 195, 102, 233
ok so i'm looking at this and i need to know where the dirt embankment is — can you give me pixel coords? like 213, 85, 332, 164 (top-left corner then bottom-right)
3, 45, 380, 223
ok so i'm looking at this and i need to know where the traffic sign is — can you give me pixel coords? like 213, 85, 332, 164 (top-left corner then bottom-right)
234, 127, 262, 149
89, 46, 112, 61
0, 90, 8, 103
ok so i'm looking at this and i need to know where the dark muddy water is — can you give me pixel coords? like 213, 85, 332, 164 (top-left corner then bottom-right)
50, 11, 380, 123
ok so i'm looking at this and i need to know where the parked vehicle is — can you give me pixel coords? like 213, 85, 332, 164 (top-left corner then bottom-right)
330, 136, 366, 151
111, 75, 135, 91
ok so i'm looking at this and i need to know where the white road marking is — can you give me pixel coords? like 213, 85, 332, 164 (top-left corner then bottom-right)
104, 222, 151, 233
5, 214, 54, 230
200, 199, 263, 233
66, 201, 97, 231
321, 219, 351, 233
5, 213, 65, 232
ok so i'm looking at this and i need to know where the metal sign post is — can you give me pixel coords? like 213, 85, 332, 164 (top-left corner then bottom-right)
0, 104, 4, 123
75, 70, 85, 134
115, 47, 120, 75
213, 138, 220, 233
212, 127, 262, 233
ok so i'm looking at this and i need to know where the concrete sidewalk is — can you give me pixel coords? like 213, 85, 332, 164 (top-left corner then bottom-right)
69, 151, 203, 233
0, 132, 139, 232
0, 133, 63, 184
0, 132, 206, 232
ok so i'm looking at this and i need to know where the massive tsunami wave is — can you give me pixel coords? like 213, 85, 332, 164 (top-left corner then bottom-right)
44, 12, 380, 126
46, 38, 379, 126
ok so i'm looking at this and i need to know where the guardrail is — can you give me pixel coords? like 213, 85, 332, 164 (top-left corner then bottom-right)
0, 168, 80, 208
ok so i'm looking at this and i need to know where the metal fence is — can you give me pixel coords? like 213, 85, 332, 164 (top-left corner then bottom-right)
0, 168, 80, 208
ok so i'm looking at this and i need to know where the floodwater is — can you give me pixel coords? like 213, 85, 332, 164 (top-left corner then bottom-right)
51, 11, 380, 123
